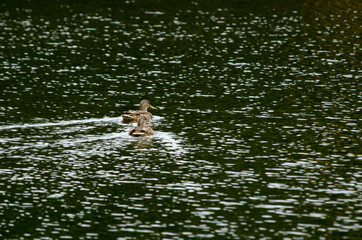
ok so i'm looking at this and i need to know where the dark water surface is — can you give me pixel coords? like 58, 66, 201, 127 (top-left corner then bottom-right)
0, 0, 361, 239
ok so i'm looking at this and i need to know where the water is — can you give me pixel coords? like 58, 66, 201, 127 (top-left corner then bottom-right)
0, 0, 361, 239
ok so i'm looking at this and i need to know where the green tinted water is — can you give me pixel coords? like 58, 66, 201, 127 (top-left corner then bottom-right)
0, 0, 361, 239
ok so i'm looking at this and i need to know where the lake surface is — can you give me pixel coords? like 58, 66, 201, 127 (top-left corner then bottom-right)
0, 0, 361, 239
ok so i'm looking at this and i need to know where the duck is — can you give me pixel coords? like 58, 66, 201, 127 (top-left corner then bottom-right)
122, 99, 155, 123
129, 116, 154, 137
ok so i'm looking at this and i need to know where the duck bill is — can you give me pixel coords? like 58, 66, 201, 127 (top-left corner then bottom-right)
149, 105, 156, 109
146, 122, 152, 125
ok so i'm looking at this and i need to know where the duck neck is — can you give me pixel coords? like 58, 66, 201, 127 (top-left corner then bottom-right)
138, 120, 146, 126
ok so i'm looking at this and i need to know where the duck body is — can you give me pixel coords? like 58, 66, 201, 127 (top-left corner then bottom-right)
122, 110, 153, 123
122, 100, 155, 123
129, 116, 154, 137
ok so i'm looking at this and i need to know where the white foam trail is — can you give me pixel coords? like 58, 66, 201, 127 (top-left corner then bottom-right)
1, 115, 188, 157
154, 131, 185, 155
58, 132, 130, 146
0, 117, 124, 130
0, 115, 165, 131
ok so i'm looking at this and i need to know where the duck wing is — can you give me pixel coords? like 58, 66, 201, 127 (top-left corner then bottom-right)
128, 126, 137, 135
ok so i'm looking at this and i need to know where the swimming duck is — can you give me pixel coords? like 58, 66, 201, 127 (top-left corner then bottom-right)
129, 116, 154, 137
122, 100, 155, 123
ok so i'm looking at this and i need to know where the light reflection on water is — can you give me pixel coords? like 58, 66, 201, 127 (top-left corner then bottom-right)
0, 0, 361, 239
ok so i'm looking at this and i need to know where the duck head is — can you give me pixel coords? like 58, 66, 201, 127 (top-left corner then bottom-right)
139, 99, 155, 111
